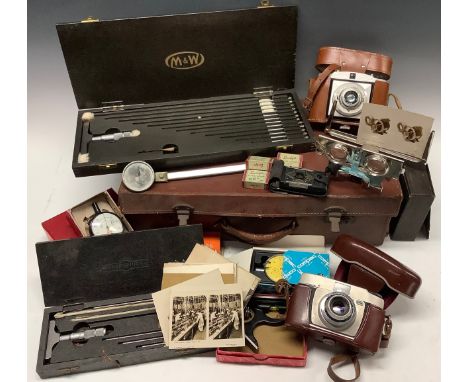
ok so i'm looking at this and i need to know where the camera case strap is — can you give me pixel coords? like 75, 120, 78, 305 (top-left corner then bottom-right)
303, 63, 340, 110
303, 47, 393, 123
327, 353, 361, 382
327, 315, 392, 382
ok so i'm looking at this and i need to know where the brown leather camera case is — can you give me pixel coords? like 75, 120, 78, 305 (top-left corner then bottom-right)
303, 47, 393, 123
119, 152, 403, 245
332, 234, 422, 308
285, 283, 385, 354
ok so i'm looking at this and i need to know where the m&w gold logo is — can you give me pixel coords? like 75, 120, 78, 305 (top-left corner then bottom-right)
165, 51, 205, 70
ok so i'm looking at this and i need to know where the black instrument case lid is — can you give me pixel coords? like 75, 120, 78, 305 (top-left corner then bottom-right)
57, 6, 298, 109
36, 225, 204, 307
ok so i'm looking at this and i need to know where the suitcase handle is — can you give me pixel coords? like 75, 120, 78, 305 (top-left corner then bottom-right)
220, 219, 297, 245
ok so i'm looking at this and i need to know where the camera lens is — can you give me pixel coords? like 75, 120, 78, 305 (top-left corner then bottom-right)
334, 83, 366, 117
341, 89, 361, 108
344, 90, 359, 106
319, 292, 356, 329
330, 296, 350, 316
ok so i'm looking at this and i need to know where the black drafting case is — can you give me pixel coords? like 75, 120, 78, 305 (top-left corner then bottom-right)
56, 5, 313, 177
36, 225, 205, 378
390, 163, 435, 240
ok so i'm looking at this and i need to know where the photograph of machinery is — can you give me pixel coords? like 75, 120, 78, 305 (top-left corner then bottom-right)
208, 294, 243, 340
171, 295, 207, 342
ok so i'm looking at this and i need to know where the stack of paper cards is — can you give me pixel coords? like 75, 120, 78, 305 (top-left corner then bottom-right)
152, 244, 260, 349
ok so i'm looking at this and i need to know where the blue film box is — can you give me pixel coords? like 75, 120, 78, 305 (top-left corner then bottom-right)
282, 250, 330, 284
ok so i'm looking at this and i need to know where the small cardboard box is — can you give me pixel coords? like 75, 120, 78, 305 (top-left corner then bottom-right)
242, 169, 270, 190
41, 189, 132, 240
276, 152, 303, 168
246, 156, 274, 171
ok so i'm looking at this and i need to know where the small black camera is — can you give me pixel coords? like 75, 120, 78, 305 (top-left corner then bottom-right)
268, 160, 329, 197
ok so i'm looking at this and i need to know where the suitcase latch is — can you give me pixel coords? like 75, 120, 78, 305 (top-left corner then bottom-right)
324, 207, 349, 233
174, 206, 192, 226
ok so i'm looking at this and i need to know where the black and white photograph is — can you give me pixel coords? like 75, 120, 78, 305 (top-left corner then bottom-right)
208, 293, 243, 340
168, 287, 245, 349
170, 295, 207, 342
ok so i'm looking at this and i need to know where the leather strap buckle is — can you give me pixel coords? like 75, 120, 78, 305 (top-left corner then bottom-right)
303, 96, 313, 110
380, 315, 393, 348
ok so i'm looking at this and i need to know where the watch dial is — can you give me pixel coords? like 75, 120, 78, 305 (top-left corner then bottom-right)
90, 212, 124, 236
264, 255, 284, 282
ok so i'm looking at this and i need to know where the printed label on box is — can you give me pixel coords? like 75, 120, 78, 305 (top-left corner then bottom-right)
246, 156, 273, 171
277, 153, 303, 168
243, 169, 270, 190
282, 250, 330, 284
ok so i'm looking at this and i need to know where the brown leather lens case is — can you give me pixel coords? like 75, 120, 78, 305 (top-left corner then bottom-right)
332, 234, 422, 308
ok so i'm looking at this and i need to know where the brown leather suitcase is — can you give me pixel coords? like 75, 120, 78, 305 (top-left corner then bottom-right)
118, 152, 402, 245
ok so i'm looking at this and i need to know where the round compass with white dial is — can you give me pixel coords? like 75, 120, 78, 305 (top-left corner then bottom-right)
122, 161, 155, 192
88, 202, 124, 236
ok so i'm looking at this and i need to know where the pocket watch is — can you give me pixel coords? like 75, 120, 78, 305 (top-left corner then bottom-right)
87, 202, 124, 236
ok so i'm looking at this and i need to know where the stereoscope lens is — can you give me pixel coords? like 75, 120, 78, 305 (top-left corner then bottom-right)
364, 155, 389, 176
328, 143, 348, 165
